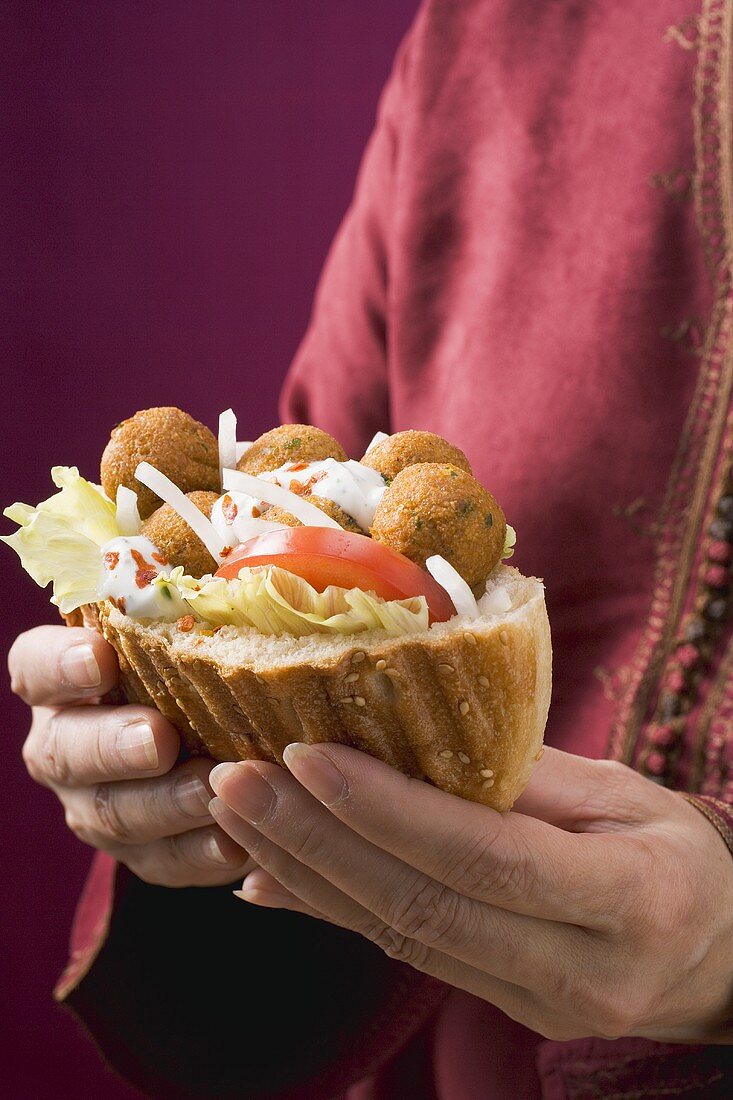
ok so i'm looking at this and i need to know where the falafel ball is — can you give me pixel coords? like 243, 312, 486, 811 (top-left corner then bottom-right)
370, 463, 506, 587
237, 424, 347, 475
140, 491, 220, 577
101, 407, 220, 520
360, 430, 471, 483
265, 495, 364, 533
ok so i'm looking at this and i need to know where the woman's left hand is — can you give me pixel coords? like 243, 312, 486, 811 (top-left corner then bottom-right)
208, 744, 733, 1043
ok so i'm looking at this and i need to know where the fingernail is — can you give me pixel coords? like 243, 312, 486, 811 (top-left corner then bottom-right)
117, 719, 158, 771
231, 767, 276, 826
60, 644, 101, 689
204, 831, 230, 864
283, 743, 347, 806
233, 873, 288, 906
209, 761, 244, 795
174, 775, 211, 818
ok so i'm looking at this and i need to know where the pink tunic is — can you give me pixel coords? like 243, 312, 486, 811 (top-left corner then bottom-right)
60, 1, 733, 1096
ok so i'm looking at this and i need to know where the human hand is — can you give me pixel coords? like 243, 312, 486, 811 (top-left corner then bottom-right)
208, 744, 733, 1042
11, 625, 252, 887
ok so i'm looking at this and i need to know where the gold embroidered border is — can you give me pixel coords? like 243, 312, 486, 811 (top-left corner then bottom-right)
682, 794, 733, 854
608, 0, 733, 766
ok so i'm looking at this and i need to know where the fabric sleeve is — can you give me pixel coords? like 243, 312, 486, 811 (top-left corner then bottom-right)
277, 22, 414, 457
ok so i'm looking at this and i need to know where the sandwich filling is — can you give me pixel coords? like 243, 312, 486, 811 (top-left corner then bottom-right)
2, 412, 517, 638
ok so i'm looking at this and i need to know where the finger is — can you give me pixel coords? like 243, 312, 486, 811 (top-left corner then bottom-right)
9, 626, 118, 706
212, 798, 540, 1020
118, 824, 251, 889
513, 748, 663, 830
279, 743, 618, 926
234, 867, 327, 921
24, 704, 180, 789
210, 763, 576, 990
62, 758, 221, 847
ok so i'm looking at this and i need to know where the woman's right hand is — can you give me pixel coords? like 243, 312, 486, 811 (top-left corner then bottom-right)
10, 624, 252, 887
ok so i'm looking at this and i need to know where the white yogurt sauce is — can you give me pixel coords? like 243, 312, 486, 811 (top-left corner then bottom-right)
260, 458, 386, 531
98, 535, 188, 619
210, 491, 288, 547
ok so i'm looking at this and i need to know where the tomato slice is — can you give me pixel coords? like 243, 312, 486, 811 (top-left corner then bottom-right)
215, 527, 455, 623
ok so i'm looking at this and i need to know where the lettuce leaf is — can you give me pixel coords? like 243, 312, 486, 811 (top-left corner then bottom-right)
2, 467, 118, 613
502, 524, 517, 559
170, 564, 429, 637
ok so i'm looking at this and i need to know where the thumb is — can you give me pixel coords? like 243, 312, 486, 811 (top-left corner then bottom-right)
513, 747, 656, 830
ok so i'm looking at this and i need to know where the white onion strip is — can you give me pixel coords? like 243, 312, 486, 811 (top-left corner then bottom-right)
365, 431, 389, 453
223, 468, 342, 529
135, 462, 228, 560
425, 555, 479, 619
236, 441, 253, 462
218, 408, 238, 480
115, 486, 141, 536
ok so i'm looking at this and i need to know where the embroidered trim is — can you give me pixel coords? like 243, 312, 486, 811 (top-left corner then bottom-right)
664, 16, 701, 51
608, 0, 733, 779
650, 167, 694, 200
691, 630, 733, 794
682, 794, 733, 854
659, 315, 705, 355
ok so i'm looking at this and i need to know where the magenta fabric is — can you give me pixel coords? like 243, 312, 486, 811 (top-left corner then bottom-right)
1, 2, 418, 1095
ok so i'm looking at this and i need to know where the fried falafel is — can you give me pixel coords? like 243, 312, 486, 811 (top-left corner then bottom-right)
140, 490, 220, 577
265, 495, 364, 532
360, 430, 471, 483
238, 424, 348, 475
101, 407, 220, 520
370, 463, 506, 587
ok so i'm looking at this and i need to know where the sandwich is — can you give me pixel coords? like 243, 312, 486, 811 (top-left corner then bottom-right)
2, 407, 551, 810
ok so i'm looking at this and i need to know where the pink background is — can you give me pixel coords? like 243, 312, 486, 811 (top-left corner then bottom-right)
1, 2, 416, 1094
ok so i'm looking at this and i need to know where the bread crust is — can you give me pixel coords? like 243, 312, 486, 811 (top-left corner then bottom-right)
92, 571, 551, 810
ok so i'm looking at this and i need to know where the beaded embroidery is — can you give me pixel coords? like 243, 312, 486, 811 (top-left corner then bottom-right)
608, 0, 733, 796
